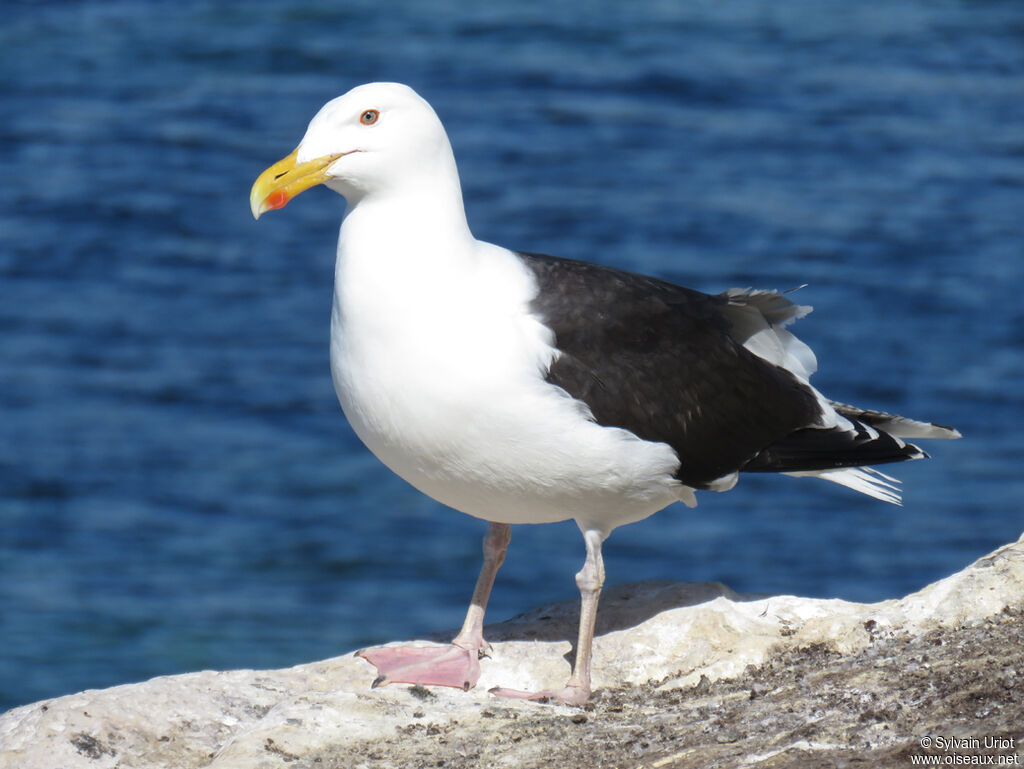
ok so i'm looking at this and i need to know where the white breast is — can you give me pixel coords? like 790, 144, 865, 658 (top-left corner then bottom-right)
328, 211, 685, 534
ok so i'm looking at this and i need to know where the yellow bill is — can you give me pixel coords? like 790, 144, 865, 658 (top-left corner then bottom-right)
250, 149, 345, 219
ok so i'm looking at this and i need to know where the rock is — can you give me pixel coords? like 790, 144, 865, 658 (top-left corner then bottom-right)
2, 533, 1023, 769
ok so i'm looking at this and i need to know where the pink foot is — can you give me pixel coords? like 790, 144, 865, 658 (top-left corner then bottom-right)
357, 643, 482, 691
489, 684, 591, 706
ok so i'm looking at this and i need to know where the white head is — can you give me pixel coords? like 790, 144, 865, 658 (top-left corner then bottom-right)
250, 82, 461, 217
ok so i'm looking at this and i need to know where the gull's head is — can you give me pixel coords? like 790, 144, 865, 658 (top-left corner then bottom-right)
250, 82, 454, 219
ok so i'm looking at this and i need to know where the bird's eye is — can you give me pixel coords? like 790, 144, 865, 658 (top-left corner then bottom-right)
360, 109, 380, 126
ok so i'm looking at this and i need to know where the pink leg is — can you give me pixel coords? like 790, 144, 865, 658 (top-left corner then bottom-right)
358, 522, 511, 691
490, 527, 605, 706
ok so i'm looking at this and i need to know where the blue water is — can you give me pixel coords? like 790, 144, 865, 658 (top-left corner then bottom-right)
2, 0, 1022, 713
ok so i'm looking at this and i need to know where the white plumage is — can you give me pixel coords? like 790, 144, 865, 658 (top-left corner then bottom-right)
250, 82, 959, 704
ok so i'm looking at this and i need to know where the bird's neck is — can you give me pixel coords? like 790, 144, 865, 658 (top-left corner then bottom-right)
330, 177, 483, 367
337, 179, 477, 282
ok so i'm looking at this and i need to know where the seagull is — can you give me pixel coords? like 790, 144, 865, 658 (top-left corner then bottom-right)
250, 82, 959, 705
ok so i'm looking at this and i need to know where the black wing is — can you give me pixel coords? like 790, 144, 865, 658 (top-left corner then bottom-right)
519, 252, 919, 489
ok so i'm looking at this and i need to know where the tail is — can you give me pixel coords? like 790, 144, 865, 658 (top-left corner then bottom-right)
720, 287, 960, 504
743, 403, 960, 505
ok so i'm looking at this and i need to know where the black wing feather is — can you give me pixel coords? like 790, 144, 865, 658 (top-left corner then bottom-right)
742, 424, 925, 473
520, 252, 825, 488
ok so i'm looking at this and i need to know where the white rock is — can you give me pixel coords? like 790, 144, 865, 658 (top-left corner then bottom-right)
2, 532, 1021, 769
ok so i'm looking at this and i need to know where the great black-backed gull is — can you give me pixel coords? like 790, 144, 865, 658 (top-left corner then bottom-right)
250, 82, 959, 705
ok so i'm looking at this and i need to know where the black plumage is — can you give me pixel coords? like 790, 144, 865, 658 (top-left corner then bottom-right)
520, 252, 923, 489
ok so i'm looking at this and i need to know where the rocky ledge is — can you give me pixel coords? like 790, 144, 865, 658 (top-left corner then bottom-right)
2, 533, 1022, 769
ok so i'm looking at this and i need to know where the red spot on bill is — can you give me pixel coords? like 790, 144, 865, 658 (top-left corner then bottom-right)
266, 189, 290, 210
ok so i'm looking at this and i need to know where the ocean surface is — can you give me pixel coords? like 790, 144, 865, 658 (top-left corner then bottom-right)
2, 0, 1022, 713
